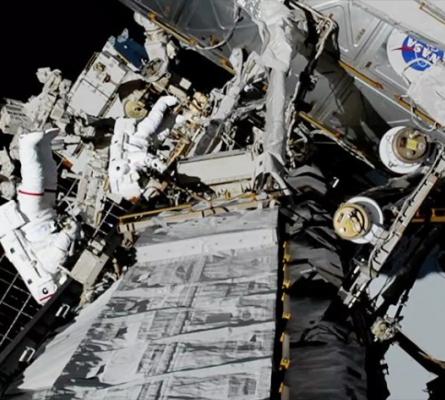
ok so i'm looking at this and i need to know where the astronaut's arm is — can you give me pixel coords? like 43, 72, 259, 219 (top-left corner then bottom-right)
18, 132, 45, 197
136, 95, 177, 139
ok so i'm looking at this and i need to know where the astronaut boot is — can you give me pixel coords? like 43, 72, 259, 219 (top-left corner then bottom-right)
19, 130, 45, 147
19, 128, 59, 147
41, 127, 60, 143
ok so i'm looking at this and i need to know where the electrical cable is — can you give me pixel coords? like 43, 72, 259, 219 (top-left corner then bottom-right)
191, 4, 242, 51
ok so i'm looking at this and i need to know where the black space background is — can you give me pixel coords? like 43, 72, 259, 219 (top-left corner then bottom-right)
0, 0, 230, 103
0, 1, 139, 100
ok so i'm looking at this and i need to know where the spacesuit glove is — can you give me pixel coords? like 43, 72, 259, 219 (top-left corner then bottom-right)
175, 114, 188, 127
145, 153, 167, 174
60, 217, 80, 241
158, 129, 170, 141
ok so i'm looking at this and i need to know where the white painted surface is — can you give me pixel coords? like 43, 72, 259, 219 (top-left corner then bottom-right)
18, 282, 119, 391
371, 257, 445, 399
358, 0, 445, 48
137, 227, 277, 262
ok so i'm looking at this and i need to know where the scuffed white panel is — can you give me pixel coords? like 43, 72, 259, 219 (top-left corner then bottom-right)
408, 62, 445, 125
67, 42, 136, 118
139, 207, 278, 244
19, 209, 279, 399
356, 0, 445, 48
18, 282, 119, 391
385, 260, 445, 400
104, 96, 125, 119
83, 52, 127, 98
178, 151, 255, 185
137, 228, 277, 262
67, 79, 109, 116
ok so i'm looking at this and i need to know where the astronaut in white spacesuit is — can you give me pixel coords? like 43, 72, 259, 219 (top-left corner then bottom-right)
108, 95, 178, 201
0, 129, 79, 305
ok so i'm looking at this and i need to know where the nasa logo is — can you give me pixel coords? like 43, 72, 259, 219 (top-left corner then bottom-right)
399, 36, 444, 72
387, 30, 445, 81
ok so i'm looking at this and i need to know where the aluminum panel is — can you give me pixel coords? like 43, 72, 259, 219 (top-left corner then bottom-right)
119, 0, 262, 70
15, 209, 279, 399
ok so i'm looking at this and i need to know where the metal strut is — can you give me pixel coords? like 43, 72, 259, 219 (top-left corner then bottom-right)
340, 148, 445, 308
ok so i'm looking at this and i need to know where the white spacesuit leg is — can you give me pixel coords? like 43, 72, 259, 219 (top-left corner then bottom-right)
17, 131, 50, 221
18, 130, 58, 243
4, 130, 76, 305
38, 128, 59, 209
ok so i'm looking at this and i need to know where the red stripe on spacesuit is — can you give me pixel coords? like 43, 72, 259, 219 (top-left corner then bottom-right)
18, 190, 45, 197
39, 294, 53, 302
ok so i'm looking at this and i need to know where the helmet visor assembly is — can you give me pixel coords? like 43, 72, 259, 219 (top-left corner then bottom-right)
123, 97, 149, 120
117, 80, 152, 121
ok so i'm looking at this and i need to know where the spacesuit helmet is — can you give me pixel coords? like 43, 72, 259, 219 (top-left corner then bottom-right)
117, 79, 150, 120
124, 96, 148, 120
